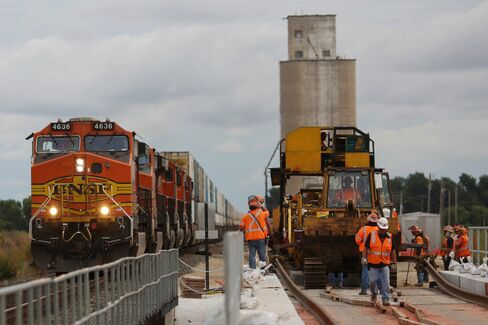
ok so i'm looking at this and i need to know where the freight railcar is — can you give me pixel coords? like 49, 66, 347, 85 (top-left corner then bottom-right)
28, 118, 239, 272
161, 152, 241, 235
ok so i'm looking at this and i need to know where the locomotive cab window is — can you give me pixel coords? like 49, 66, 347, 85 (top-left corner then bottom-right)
85, 135, 129, 163
327, 171, 372, 208
176, 171, 182, 186
85, 135, 129, 152
35, 136, 80, 163
37, 136, 80, 153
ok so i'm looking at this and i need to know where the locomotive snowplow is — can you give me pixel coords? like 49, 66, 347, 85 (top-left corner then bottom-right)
270, 127, 400, 288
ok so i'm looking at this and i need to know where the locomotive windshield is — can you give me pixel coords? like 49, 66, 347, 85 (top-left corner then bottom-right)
85, 135, 129, 152
36, 136, 80, 153
327, 171, 372, 208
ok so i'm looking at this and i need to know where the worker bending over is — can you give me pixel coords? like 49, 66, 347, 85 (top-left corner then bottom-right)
362, 217, 397, 306
239, 195, 271, 269
355, 212, 381, 295
409, 225, 430, 287
440, 225, 455, 270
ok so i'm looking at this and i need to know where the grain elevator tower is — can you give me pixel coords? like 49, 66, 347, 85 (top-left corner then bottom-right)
280, 15, 356, 138
280, 15, 356, 194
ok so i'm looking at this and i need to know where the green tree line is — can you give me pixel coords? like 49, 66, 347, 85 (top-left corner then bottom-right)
266, 172, 488, 227
0, 197, 31, 231
390, 172, 488, 227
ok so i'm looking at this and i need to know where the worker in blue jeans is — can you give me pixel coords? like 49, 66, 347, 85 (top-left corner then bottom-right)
355, 213, 382, 295
247, 239, 266, 269
362, 217, 397, 306
240, 195, 270, 269
328, 272, 344, 288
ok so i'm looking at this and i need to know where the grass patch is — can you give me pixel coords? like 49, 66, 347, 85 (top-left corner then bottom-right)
0, 231, 31, 280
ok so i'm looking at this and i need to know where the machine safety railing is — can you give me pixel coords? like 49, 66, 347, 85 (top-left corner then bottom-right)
0, 249, 178, 325
468, 226, 488, 265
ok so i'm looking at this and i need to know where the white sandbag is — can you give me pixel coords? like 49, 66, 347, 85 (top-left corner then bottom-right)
459, 262, 476, 274
240, 310, 279, 325
240, 295, 260, 310
449, 259, 461, 271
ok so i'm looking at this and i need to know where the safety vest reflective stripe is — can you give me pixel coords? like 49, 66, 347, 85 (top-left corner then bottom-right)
369, 251, 390, 256
355, 226, 367, 244
245, 210, 266, 234
367, 230, 392, 265
456, 235, 470, 257
440, 237, 454, 256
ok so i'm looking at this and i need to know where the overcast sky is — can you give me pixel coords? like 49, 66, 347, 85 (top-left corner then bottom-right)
0, 0, 487, 211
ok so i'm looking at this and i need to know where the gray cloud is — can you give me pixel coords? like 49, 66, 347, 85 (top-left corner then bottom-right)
0, 0, 486, 210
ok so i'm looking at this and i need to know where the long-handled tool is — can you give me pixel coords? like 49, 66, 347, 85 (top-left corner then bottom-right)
404, 248, 411, 286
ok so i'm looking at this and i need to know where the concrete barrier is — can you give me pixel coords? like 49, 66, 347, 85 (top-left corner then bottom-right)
439, 270, 488, 296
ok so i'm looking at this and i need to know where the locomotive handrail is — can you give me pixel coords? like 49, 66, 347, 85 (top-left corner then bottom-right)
100, 184, 134, 241
28, 186, 54, 242
0, 249, 179, 324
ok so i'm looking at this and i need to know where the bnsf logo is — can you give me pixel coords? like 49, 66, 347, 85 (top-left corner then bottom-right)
52, 184, 106, 196
32, 176, 131, 204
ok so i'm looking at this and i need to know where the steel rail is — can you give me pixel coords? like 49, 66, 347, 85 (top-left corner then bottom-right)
273, 258, 339, 325
414, 257, 488, 309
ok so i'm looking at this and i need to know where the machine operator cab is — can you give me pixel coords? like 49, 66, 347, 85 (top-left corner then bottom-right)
275, 126, 395, 220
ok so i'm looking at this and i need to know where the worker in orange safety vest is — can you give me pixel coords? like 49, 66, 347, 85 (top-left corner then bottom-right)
362, 217, 397, 306
355, 212, 380, 295
239, 195, 270, 269
334, 176, 363, 206
452, 225, 471, 263
409, 225, 430, 287
440, 225, 455, 270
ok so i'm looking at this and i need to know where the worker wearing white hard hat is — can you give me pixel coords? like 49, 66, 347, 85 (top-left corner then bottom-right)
362, 217, 397, 306
355, 213, 382, 295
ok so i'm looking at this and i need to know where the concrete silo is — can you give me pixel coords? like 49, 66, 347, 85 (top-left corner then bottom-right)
280, 15, 356, 194
280, 15, 356, 138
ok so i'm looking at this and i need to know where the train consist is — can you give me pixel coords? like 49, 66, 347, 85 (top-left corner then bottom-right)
28, 117, 241, 272
271, 127, 400, 288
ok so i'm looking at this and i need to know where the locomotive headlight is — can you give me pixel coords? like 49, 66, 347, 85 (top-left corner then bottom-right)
75, 158, 85, 173
100, 206, 110, 216
49, 206, 58, 216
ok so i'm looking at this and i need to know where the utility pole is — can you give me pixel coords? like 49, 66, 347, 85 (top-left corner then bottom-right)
400, 191, 403, 215
448, 191, 451, 225
427, 173, 432, 213
455, 185, 458, 223
439, 181, 445, 226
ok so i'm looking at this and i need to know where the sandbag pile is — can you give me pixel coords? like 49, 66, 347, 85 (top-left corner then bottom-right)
449, 256, 488, 276
181, 275, 206, 298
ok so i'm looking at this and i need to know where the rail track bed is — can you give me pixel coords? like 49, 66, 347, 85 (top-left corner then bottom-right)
274, 259, 488, 325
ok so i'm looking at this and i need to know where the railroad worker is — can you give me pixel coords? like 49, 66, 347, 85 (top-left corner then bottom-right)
239, 195, 269, 269
440, 225, 455, 270
408, 225, 430, 287
328, 271, 344, 289
452, 225, 471, 263
362, 217, 397, 306
355, 212, 380, 295
256, 195, 273, 240
334, 176, 362, 206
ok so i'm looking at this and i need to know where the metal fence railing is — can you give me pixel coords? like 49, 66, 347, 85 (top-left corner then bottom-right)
468, 227, 488, 265
0, 249, 178, 325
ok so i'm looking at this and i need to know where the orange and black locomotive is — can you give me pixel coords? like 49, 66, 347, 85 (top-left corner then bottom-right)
28, 117, 197, 272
